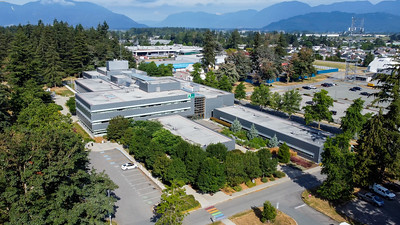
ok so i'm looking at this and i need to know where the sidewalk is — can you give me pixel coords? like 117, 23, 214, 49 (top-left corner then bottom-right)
185, 166, 322, 209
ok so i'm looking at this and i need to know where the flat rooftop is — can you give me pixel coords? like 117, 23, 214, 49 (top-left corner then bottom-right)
155, 115, 233, 147
179, 80, 231, 98
76, 78, 122, 92
77, 87, 190, 106
216, 105, 330, 146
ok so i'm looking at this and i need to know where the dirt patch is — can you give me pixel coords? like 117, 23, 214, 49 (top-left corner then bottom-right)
230, 207, 296, 225
233, 81, 257, 93
93, 136, 105, 143
52, 86, 74, 97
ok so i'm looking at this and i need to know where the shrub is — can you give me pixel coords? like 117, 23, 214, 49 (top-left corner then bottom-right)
268, 134, 279, 148
270, 177, 275, 181
66, 97, 76, 115
245, 179, 256, 188
261, 200, 277, 223
278, 142, 291, 163
233, 185, 242, 192
261, 177, 268, 183
273, 171, 286, 178
230, 118, 242, 133
250, 137, 266, 148
235, 130, 248, 140
221, 127, 233, 137
290, 156, 313, 168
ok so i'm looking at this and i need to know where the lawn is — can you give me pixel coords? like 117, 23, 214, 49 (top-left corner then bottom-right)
72, 122, 93, 142
314, 60, 347, 70
52, 86, 74, 97
230, 207, 296, 225
182, 194, 201, 212
301, 190, 354, 224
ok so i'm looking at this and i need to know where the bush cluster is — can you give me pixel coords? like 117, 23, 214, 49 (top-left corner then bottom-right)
107, 119, 279, 194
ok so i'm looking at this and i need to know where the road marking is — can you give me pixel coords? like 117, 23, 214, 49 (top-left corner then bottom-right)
110, 162, 115, 165
204, 206, 225, 221
294, 204, 306, 209
124, 173, 142, 177
139, 190, 160, 196
136, 185, 155, 191
276, 202, 279, 209
131, 181, 149, 186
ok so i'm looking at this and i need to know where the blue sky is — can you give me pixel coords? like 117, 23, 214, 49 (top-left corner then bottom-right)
9, 0, 386, 22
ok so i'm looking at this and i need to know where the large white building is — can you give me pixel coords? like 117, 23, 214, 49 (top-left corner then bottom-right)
367, 57, 398, 73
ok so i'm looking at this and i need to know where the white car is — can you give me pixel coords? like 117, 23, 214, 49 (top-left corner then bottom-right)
121, 162, 137, 170
371, 183, 396, 200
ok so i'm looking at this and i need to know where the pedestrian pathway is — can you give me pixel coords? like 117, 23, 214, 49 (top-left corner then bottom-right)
205, 206, 225, 222
185, 166, 322, 209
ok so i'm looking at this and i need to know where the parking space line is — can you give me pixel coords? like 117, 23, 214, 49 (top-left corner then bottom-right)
123, 172, 142, 177
132, 181, 150, 186
135, 185, 155, 191
139, 190, 160, 196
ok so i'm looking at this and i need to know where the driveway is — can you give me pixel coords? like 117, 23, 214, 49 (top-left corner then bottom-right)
89, 149, 162, 225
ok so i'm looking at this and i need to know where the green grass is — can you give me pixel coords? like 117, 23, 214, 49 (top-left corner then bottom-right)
72, 122, 93, 142
314, 60, 347, 70
56, 89, 74, 97
182, 194, 201, 212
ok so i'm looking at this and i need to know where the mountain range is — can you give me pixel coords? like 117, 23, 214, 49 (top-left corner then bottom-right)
0, 1, 146, 29
154, 0, 400, 31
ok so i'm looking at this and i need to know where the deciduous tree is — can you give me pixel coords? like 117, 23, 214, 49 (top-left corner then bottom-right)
303, 89, 334, 129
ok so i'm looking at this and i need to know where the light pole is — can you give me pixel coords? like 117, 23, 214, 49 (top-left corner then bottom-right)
107, 190, 112, 225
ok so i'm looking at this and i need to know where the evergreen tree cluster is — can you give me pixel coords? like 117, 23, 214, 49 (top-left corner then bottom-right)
0, 82, 117, 224
318, 64, 400, 201
0, 21, 136, 88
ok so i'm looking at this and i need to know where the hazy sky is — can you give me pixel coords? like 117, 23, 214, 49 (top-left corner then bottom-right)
8, 0, 387, 22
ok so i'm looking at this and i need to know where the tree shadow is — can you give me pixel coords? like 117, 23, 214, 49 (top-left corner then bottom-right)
251, 206, 263, 220
280, 164, 323, 190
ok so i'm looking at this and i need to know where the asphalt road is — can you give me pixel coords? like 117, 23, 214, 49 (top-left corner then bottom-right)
184, 166, 338, 225
89, 149, 162, 225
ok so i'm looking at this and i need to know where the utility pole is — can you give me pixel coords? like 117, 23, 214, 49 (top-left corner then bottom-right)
107, 190, 112, 225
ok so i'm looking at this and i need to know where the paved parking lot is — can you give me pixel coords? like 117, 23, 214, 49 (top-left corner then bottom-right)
338, 189, 400, 225
89, 149, 161, 225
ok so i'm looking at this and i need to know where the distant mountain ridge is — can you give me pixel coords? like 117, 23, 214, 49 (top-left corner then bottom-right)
155, 0, 400, 29
0, 1, 146, 29
264, 12, 400, 32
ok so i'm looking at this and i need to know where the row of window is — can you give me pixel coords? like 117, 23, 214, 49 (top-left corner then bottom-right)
91, 99, 191, 115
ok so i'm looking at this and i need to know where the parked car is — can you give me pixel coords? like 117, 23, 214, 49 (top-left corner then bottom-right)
305, 101, 314, 105
353, 86, 362, 91
349, 87, 357, 91
370, 183, 396, 200
357, 192, 384, 207
302, 85, 317, 90
360, 92, 370, 96
330, 110, 337, 115
121, 162, 137, 170
321, 83, 334, 87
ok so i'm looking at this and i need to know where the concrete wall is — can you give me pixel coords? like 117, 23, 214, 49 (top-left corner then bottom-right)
213, 108, 323, 163
75, 81, 92, 93
76, 93, 195, 135
107, 60, 128, 71
137, 80, 181, 93
206, 93, 234, 118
